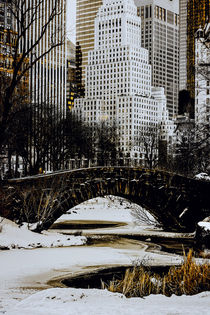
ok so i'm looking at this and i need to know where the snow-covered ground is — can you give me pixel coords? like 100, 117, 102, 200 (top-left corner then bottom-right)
0, 197, 209, 314
0, 218, 86, 249
6, 288, 210, 315
58, 196, 135, 223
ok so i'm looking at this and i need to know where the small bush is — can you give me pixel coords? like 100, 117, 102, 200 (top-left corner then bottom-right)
105, 250, 210, 297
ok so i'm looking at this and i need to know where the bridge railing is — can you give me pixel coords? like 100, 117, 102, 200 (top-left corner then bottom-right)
65, 157, 143, 170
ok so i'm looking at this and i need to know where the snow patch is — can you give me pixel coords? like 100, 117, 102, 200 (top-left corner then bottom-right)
0, 218, 86, 249
6, 288, 210, 315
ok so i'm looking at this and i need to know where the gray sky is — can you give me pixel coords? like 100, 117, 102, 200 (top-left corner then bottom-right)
67, 0, 76, 43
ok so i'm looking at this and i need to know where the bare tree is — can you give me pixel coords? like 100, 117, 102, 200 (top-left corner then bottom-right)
95, 120, 121, 166
172, 123, 210, 176
5, 107, 96, 176
0, 176, 70, 232
135, 126, 159, 169
63, 111, 95, 163
0, 0, 65, 151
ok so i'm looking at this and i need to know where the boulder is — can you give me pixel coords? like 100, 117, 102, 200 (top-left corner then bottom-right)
195, 217, 210, 249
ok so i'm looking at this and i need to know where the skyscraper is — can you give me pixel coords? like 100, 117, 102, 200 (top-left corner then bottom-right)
29, 0, 66, 116
0, 1, 67, 174
0, 0, 13, 29
195, 24, 210, 126
179, 0, 187, 91
187, 0, 209, 100
134, 0, 179, 120
0, 0, 16, 76
67, 40, 76, 110
74, 0, 172, 164
23, 0, 66, 171
76, 0, 102, 91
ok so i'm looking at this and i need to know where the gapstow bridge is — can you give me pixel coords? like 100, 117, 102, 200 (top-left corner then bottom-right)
1, 167, 210, 232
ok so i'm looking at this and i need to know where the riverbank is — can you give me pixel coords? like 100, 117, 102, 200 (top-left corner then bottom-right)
0, 196, 209, 314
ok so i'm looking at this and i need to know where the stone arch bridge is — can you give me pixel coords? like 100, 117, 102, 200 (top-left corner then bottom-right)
1, 167, 210, 232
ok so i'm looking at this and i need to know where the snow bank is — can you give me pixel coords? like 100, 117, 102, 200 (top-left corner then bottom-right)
7, 288, 210, 315
0, 218, 86, 249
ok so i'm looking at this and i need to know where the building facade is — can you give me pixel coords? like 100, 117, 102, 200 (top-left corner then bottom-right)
76, 0, 179, 120
28, 0, 66, 116
0, 0, 27, 178
195, 24, 210, 126
0, 0, 15, 76
1, 1, 67, 174
0, 0, 13, 29
74, 0, 173, 164
135, 0, 179, 120
76, 0, 102, 91
67, 40, 76, 111
187, 0, 210, 100
26, 0, 67, 171
179, 0, 187, 91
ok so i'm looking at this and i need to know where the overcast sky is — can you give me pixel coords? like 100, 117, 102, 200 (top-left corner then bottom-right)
67, 0, 76, 43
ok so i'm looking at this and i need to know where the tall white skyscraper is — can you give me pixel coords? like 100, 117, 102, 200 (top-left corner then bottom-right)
75, 0, 172, 162
134, 0, 179, 120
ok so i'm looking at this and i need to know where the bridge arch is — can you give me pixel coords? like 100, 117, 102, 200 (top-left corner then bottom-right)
3, 167, 210, 232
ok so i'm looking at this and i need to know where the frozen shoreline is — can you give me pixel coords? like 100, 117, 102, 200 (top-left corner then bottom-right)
0, 197, 209, 314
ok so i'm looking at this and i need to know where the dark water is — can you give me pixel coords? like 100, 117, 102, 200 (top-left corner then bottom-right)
62, 265, 171, 290
51, 220, 126, 230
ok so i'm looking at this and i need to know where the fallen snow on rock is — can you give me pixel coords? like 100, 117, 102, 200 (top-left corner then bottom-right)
198, 222, 210, 232
0, 218, 87, 249
6, 288, 210, 315
194, 173, 210, 181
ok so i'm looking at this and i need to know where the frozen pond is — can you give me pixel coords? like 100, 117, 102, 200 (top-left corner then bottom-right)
0, 196, 197, 313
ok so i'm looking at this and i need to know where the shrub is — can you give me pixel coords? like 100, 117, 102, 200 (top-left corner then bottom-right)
106, 250, 210, 297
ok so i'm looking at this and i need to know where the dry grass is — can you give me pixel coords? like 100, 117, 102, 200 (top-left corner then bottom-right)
106, 250, 210, 297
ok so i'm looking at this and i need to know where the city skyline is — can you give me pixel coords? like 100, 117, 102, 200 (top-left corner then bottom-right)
74, 0, 174, 164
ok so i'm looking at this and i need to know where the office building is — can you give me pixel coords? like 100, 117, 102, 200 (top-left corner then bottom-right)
76, 0, 102, 90
195, 24, 210, 126
28, 0, 66, 116
67, 40, 76, 110
74, 0, 173, 164
26, 0, 67, 171
135, 0, 179, 120
187, 0, 209, 100
179, 0, 187, 91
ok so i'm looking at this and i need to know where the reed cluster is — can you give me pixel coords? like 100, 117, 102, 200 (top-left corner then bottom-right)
106, 250, 210, 297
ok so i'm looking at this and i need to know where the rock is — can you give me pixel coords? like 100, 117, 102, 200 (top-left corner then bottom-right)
0, 245, 10, 250
203, 216, 210, 222
195, 218, 210, 250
